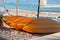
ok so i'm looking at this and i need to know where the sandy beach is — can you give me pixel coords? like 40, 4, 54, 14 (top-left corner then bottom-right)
0, 9, 60, 40
0, 0, 60, 40
3, 9, 60, 18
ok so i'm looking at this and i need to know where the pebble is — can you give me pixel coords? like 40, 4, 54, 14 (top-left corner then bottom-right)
0, 28, 32, 40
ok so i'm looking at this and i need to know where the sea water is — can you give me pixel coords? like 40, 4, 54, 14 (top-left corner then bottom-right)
0, 0, 60, 12
0, 0, 38, 11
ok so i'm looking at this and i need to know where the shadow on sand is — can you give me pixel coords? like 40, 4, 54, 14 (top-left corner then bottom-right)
0, 36, 7, 40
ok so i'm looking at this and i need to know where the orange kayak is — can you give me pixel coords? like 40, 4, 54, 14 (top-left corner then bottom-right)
3, 16, 60, 33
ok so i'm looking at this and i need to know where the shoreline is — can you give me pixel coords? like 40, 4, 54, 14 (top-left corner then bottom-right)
2, 9, 60, 18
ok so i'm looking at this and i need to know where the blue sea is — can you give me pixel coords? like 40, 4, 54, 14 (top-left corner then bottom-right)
47, 0, 60, 4
0, 0, 38, 11
0, 0, 60, 12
